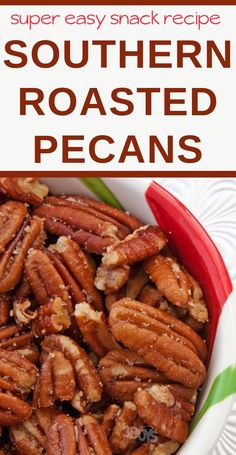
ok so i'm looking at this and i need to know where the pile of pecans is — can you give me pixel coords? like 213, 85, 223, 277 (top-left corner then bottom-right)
0, 178, 209, 455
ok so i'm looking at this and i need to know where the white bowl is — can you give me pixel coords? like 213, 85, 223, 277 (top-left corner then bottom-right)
41, 177, 236, 455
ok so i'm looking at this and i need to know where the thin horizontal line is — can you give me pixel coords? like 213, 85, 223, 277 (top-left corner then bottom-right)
0, 171, 236, 177
0, 1, 234, 4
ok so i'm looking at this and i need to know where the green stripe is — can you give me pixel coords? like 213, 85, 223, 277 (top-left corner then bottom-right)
191, 364, 236, 432
79, 178, 124, 209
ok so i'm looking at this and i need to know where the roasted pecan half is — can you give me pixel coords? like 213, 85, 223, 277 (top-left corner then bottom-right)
0, 216, 44, 293
145, 256, 208, 323
109, 401, 142, 454
44, 219, 115, 255
101, 404, 120, 437
109, 299, 206, 388
33, 350, 76, 408
0, 201, 27, 254
95, 265, 130, 294
32, 297, 71, 337
183, 268, 209, 323
55, 236, 103, 311
134, 384, 195, 444
47, 414, 76, 455
45, 248, 85, 306
10, 407, 60, 454
103, 266, 150, 312
105, 287, 126, 313
74, 303, 119, 358
25, 249, 73, 314
35, 194, 141, 253
0, 349, 37, 425
0, 295, 10, 326
130, 440, 180, 455
138, 284, 163, 308
34, 197, 127, 255
13, 297, 37, 327
43, 197, 129, 240
0, 393, 32, 426
102, 226, 167, 267
0, 323, 33, 349
76, 414, 112, 455
14, 273, 32, 299
99, 349, 167, 403
38, 335, 102, 412
0, 324, 38, 362
0, 178, 48, 206
48, 194, 141, 232
125, 264, 149, 300
145, 255, 190, 308
0, 348, 38, 395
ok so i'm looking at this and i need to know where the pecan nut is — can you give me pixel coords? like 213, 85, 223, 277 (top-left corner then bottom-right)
101, 404, 120, 437
74, 303, 119, 358
25, 249, 73, 313
125, 264, 149, 300
10, 407, 60, 454
105, 287, 126, 313
55, 236, 103, 311
130, 440, 180, 455
0, 215, 44, 293
102, 226, 167, 267
38, 335, 103, 411
14, 273, 32, 299
138, 284, 163, 308
134, 385, 195, 444
0, 324, 33, 351
0, 323, 38, 363
34, 201, 121, 244
109, 299, 206, 388
99, 349, 167, 403
95, 264, 130, 293
109, 401, 141, 454
45, 248, 85, 306
145, 255, 208, 323
0, 295, 10, 326
0, 178, 48, 206
0, 393, 32, 426
44, 196, 131, 239
0, 348, 38, 395
0, 200, 27, 254
32, 297, 71, 337
46, 414, 76, 455
76, 414, 112, 455
13, 297, 38, 327
33, 350, 76, 408
103, 265, 150, 311
34, 194, 141, 254
145, 255, 190, 308
52, 194, 141, 231
184, 268, 209, 323
0, 349, 37, 426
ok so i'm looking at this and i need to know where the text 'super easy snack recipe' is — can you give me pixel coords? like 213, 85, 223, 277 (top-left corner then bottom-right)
0, 177, 209, 454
